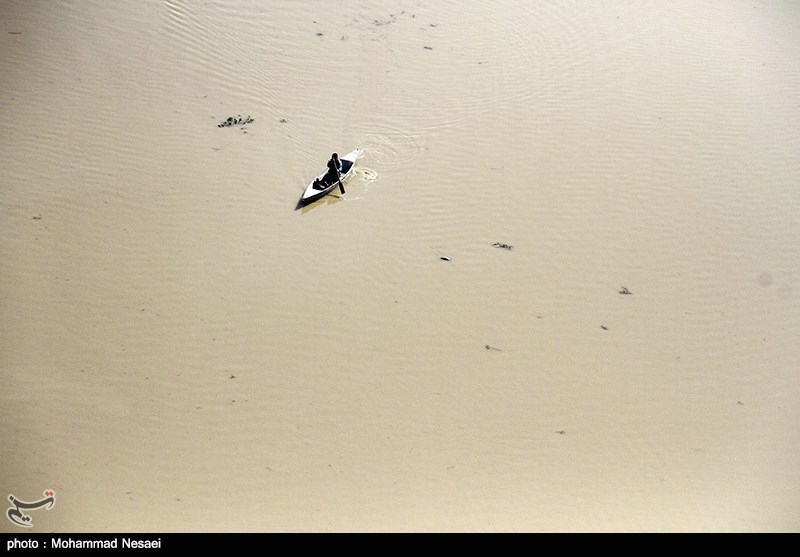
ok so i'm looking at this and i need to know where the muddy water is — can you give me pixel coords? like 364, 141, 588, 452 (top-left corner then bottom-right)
1, 0, 798, 532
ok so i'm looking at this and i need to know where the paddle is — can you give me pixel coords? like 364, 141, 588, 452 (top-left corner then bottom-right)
336, 169, 345, 194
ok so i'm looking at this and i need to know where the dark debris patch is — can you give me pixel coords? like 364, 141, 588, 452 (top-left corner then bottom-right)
218, 115, 254, 128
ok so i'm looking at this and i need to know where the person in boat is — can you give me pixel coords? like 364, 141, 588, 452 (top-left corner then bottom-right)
326, 153, 342, 183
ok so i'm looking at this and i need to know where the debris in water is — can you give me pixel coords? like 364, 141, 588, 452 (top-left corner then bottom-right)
619, 286, 632, 295
492, 242, 513, 250
218, 115, 254, 128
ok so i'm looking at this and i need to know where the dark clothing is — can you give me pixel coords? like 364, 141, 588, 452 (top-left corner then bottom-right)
325, 156, 342, 184
327, 157, 341, 174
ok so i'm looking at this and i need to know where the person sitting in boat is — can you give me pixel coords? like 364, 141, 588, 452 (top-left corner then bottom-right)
325, 153, 342, 184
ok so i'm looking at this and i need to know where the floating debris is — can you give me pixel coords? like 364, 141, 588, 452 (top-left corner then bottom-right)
619, 286, 632, 295
218, 115, 254, 128
492, 242, 513, 250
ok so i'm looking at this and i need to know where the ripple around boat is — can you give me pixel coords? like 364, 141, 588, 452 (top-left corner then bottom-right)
218, 115, 254, 127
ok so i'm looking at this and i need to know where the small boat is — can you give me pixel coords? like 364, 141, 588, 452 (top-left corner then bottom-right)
299, 148, 361, 206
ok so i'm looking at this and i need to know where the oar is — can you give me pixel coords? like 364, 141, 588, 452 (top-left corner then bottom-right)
336, 170, 345, 194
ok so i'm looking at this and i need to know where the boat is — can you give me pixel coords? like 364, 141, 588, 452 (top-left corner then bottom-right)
299, 148, 361, 206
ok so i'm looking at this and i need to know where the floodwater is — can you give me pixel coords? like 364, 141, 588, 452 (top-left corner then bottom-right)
1, 0, 799, 532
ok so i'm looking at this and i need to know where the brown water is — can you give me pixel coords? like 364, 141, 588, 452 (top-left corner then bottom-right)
1, 0, 799, 532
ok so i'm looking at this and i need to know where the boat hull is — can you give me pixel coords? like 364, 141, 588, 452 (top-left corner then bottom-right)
299, 149, 361, 206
